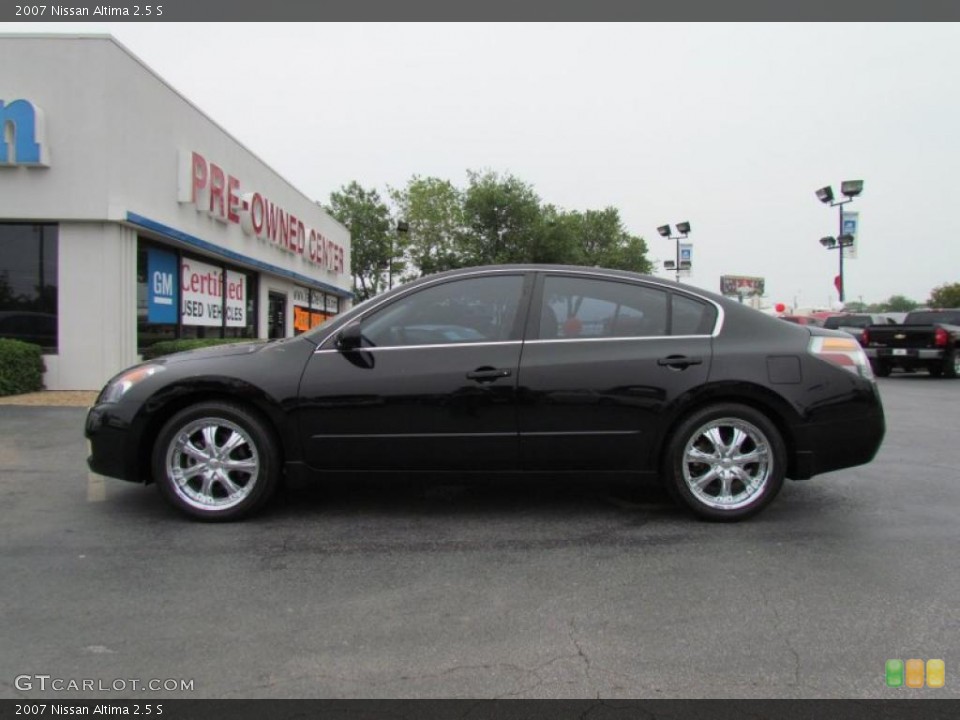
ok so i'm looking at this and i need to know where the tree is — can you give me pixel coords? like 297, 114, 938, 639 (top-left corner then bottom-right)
883, 294, 919, 313
928, 282, 960, 308
561, 207, 652, 273
326, 182, 398, 301
462, 170, 543, 265
390, 176, 466, 278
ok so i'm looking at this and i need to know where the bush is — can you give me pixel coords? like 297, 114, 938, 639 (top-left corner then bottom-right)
0, 339, 45, 396
141, 338, 256, 360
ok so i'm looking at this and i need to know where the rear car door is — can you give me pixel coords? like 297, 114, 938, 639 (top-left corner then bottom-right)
517, 272, 716, 472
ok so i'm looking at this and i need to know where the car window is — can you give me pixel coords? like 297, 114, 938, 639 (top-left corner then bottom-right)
672, 294, 717, 335
539, 276, 668, 339
824, 315, 871, 329
360, 274, 525, 347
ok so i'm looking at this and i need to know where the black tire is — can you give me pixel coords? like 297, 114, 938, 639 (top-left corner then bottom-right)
152, 401, 280, 521
943, 350, 960, 379
664, 403, 786, 522
929, 364, 943, 378
870, 359, 891, 378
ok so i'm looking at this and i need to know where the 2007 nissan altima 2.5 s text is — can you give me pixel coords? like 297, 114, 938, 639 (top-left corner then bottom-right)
85, 265, 885, 522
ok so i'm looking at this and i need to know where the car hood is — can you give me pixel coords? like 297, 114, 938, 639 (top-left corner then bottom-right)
153, 337, 309, 365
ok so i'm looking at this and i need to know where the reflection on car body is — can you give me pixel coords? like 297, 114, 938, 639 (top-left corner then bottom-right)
86, 265, 885, 523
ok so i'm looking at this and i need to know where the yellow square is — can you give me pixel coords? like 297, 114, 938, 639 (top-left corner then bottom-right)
927, 659, 945, 689
905, 659, 925, 688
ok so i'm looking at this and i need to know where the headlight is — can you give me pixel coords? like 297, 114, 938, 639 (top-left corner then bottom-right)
99, 364, 165, 404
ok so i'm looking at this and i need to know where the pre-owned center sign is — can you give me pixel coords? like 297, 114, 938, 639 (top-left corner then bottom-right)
177, 150, 345, 276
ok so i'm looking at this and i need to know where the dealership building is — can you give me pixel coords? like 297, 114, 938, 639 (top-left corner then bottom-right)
0, 34, 352, 391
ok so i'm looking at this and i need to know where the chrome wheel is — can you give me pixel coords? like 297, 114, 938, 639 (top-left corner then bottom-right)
164, 417, 260, 512
682, 417, 772, 511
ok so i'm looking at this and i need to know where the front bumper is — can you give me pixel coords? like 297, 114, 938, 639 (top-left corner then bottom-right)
85, 404, 144, 483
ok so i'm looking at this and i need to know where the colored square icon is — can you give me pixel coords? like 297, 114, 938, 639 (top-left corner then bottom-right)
905, 659, 925, 688
886, 659, 904, 687
927, 659, 945, 688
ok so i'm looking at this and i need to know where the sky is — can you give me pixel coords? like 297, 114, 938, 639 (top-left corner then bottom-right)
5, 22, 959, 309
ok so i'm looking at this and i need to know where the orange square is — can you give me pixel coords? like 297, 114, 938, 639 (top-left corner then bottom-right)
905, 659, 924, 688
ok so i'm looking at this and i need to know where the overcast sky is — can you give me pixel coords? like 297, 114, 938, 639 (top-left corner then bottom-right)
6, 22, 959, 308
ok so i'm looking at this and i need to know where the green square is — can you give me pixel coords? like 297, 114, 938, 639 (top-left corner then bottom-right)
886, 659, 904, 687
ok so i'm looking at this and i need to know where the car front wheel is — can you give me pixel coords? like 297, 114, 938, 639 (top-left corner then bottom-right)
665, 404, 786, 521
152, 401, 279, 521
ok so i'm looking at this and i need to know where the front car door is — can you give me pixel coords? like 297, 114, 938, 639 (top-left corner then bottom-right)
517, 272, 717, 472
298, 272, 531, 472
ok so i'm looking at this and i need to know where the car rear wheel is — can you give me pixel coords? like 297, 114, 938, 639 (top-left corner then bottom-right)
929, 364, 943, 378
665, 404, 786, 521
152, 401, 279, 521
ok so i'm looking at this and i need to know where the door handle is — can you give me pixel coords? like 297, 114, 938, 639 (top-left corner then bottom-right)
657, 355, 703, 369
466, 367, 512, 382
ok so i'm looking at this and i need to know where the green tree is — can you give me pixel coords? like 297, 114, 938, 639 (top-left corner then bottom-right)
326, 182, 398, 301
882, 294, 920, 313
391, 176, 466, 278
928, 282, 960, 308
558, 207, 652, 273
462, 170, 543, 265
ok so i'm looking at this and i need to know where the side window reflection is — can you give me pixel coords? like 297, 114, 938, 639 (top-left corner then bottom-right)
361, 275, 525, 347
540, 276, 668, 339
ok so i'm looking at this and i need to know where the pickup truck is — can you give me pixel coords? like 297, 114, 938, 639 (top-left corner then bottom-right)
862, 309, 960, 377
822, 313, 896, 340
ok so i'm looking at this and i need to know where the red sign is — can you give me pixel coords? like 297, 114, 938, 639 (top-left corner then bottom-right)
178, 150, 345, 276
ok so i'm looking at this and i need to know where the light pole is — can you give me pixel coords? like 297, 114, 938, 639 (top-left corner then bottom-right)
390, 220, 409, 290
657, 221, 691, 283
815, 180, 863, 304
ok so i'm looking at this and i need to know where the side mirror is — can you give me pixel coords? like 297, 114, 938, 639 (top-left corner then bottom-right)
336, 321, 363, 352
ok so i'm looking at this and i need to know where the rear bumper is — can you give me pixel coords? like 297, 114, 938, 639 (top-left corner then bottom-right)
788, 388, 885, 479
865, 348, 943, 361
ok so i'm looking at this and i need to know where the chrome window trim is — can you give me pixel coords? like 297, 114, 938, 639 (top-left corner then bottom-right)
313, 340, 523, 354
313, 267, 725, 354
525, 334, 714, 345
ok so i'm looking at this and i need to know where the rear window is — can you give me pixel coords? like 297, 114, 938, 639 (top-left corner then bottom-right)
904, 311, 960, 325
823, 315, 872, 329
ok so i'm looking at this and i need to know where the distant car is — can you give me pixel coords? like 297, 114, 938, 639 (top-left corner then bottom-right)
86, 265, 886, 523
863, 309, 960, 377
779, 315, 824, 327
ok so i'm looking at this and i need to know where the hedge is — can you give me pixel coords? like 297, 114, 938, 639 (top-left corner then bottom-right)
141, 338, 256, 360
0, 339, 45, 397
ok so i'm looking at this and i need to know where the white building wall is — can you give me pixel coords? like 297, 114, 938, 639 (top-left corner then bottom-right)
54, 222, 137, 390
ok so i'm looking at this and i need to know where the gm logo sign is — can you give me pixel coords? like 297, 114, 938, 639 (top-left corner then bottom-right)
147, 248, 178, 324
0, 99, 49, 167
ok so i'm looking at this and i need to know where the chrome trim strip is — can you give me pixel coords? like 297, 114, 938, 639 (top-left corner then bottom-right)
525, 334, 712, 345
520, 430, 640, 437
313, 340, 523, 354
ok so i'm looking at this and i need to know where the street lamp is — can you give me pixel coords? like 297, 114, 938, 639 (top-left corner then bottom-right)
657, 222, 691, 283
815, 180, 863, 303
389, 220, 409, 290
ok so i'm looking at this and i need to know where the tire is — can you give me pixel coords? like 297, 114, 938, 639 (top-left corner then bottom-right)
870, 359, 891, 377
152, 401, 280, 521
929, 364, 943, 378
943, 350, 960, 379
664, 403, 786, 522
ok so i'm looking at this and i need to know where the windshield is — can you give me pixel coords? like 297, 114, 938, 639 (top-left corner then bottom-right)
824, 315, 871, 329
904, 311, 960, 325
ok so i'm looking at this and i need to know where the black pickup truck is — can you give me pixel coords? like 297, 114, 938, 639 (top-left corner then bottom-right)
862, 309, 960, 377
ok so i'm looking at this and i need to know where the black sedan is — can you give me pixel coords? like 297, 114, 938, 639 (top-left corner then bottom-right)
86, 265, 885, 522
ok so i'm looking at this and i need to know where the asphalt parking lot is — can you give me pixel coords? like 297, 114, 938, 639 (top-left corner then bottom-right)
1, 375, 958, 700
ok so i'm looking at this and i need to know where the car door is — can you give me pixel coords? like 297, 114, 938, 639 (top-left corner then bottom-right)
297, 272, 531, 472
517, 272, 716, 472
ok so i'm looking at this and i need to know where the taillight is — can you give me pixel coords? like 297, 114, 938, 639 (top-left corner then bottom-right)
809, 335, 874, 379
861, 328, 869, 346
935, 328, 948, 347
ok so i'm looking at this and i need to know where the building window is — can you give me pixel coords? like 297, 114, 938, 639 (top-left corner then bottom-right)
137, 237, 257, 352
0, 223, 58, 352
